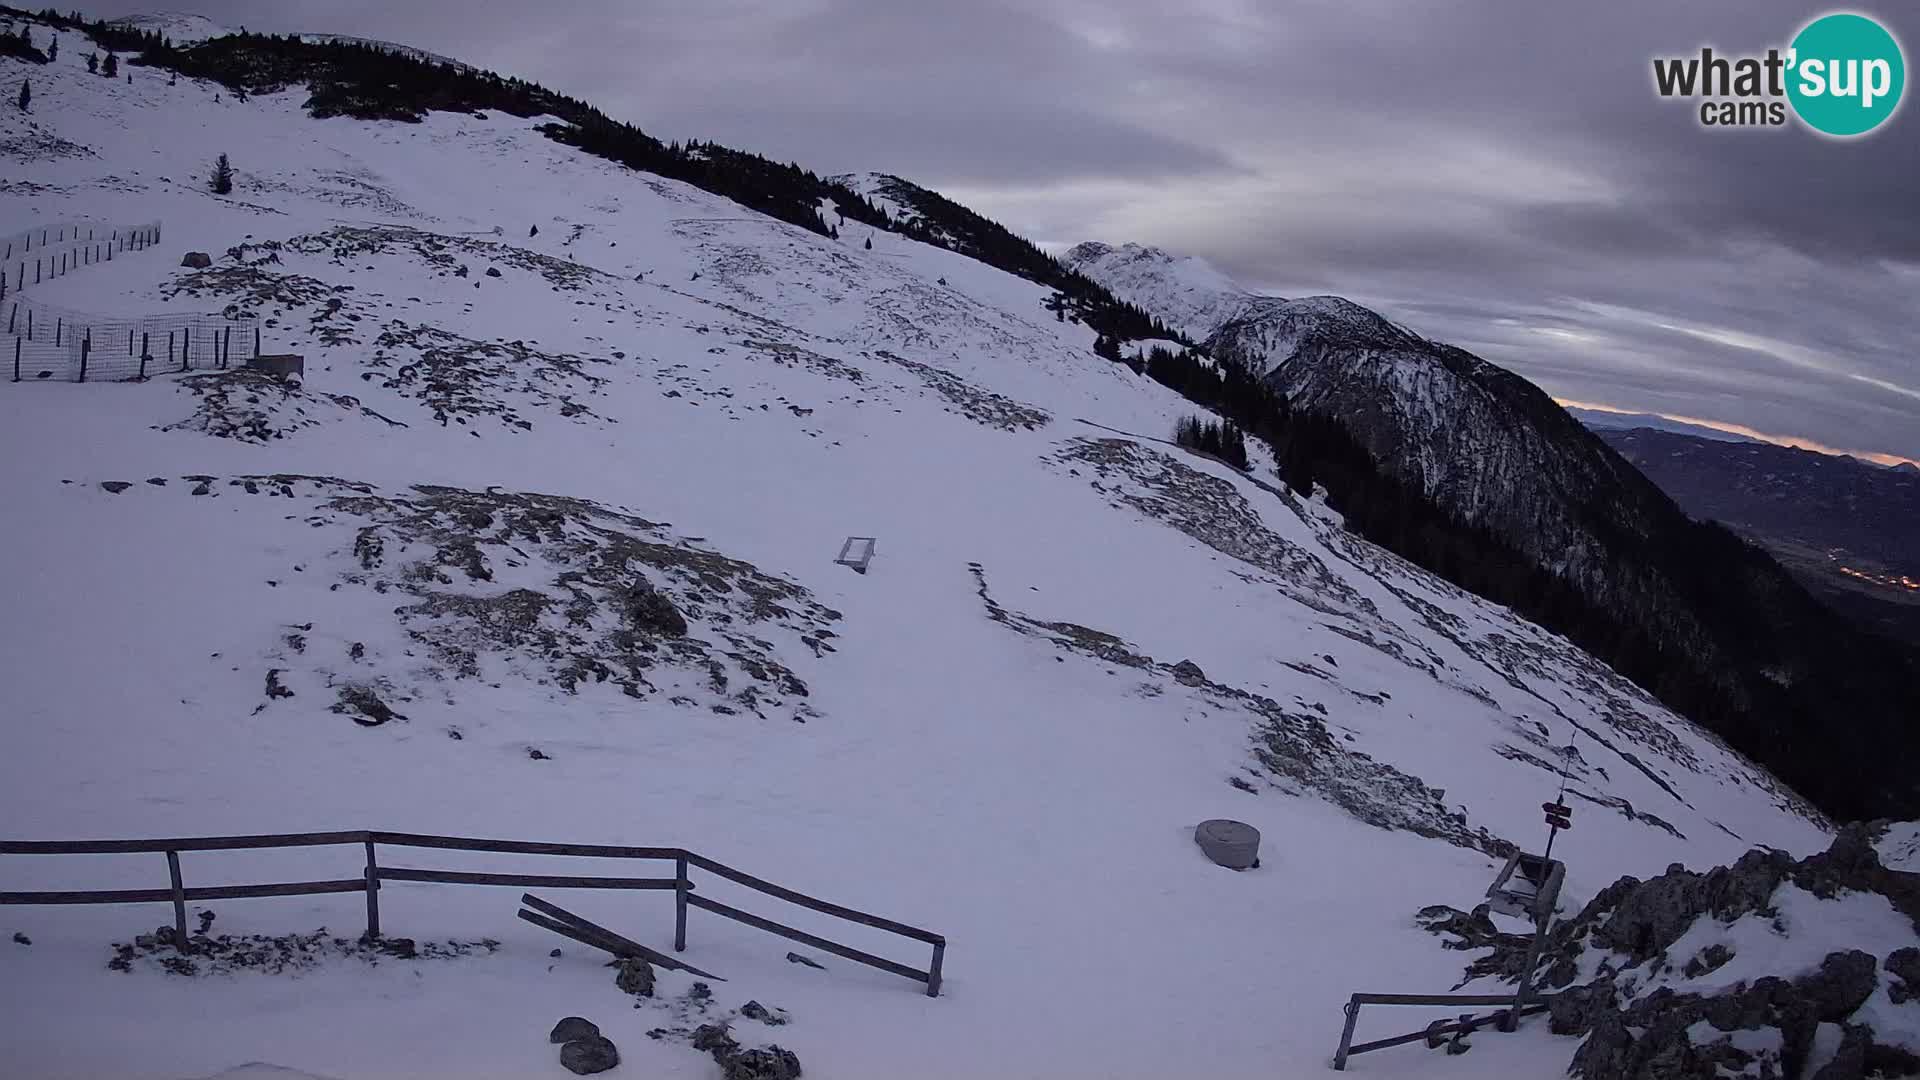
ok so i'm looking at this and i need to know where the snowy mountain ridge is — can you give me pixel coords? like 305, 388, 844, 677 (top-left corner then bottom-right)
1067, 234, 1920, 827
0, 12, 1907, 1079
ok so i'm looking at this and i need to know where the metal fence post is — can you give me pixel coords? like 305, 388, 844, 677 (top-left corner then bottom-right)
222, 326, 231, 369
182, 326, 191, 371
139, 333, 149, 379
79, 331, 89, 383
927, 940, 945, 997
54, 318, 61, 347
674, 855, 689, 951
165, 851, 190, 954
12, 336, 19, 382
254, 326, 261, 358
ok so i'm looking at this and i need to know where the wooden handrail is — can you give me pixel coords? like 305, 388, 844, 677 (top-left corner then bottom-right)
687, 852, 945, 945
371, 832, 684, 861
378, 867, 683, 890
0, 830, 371, 855
0, 828, 947, 996
687, 893, 930, 984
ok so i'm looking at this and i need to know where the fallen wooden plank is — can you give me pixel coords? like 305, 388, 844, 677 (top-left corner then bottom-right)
518, 908, 635, 958
519, 892, 723, 980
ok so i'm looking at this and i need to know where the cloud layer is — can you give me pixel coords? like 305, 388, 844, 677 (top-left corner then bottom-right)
89, 0, 1920, 462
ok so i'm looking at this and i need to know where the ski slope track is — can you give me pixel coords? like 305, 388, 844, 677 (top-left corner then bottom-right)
0, 14, 1899, 1080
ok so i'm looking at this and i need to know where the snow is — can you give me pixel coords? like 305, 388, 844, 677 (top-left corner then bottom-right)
0, 18, 1842, 1080
1879, 821, 1920, 871
1632, 885, 1910, 1001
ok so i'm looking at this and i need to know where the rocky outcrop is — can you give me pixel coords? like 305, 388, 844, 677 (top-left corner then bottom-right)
1566, 951, 1891, 1080
1422, 827, 1920, 1080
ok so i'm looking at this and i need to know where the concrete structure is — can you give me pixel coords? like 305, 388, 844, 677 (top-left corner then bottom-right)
1193, 819, 1260, 870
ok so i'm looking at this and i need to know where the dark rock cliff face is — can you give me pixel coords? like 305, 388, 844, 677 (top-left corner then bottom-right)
1066, 242, 1920, 822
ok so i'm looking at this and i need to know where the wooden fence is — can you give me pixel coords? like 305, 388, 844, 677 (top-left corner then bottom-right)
0, 829, 946, 996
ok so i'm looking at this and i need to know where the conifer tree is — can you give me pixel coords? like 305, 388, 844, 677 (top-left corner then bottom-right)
209, 152, 233, 195
47, 36, 56, 61
863, 235, 872, 250
86, 51, 97, 74
101, 50, 117, 77
16, 78, 28, 111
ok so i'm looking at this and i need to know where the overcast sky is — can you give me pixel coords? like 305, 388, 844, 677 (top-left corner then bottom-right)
88, 1, 1920, 464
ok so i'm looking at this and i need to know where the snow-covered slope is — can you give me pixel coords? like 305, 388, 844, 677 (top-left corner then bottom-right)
0, 19, 1866, 1080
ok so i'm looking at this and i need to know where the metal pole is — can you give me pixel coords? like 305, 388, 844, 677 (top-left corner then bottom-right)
79, 331, 89, 383
1505, 917, 1552, 1031
139, 332, 149, 379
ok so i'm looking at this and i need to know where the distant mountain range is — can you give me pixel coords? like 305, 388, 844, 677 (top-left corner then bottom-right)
1594, 426, 1920, 647
1565, 407, 1762, 445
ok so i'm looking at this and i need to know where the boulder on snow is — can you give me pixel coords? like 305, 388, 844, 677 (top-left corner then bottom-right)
181, 252, 212, 269
549, 1016, 600, 1044
559, 1034, 619, 1074
245, 353, 305, 379
1170, 659, 1206, 685
1194, 819, 1260, 870
614, 956, 655, 997
1885, 947, 1920, 1004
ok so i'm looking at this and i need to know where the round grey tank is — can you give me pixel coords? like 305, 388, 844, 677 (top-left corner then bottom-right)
1194, 819, 1260, 870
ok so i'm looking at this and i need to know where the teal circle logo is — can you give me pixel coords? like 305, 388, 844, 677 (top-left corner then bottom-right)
1787, 12, 1906, 136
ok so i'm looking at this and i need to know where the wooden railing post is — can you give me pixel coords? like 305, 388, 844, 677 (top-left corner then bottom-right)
1333, 996, 1361, 1071
927, 939, 945, 997
674, 855, 689, 951
165, 851, 189, 954
364, 839, 381, 940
